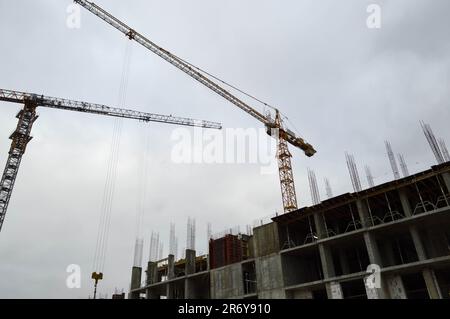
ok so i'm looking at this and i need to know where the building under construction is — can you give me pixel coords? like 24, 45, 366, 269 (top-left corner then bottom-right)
129, 162, 450, 299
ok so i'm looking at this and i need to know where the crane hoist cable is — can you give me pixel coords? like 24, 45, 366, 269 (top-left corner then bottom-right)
175, 55, 278, 112
135, 124, 150, 239
91, 40, 133, 298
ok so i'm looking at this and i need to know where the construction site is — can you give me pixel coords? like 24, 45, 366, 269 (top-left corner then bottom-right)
127, 160, 450, 299
0, 1, 449, 300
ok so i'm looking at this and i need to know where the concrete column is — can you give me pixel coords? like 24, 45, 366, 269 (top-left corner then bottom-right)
313, 212, 327, 238
185, 249, 196, 275
129, 266, 142, 299
166, 283, 174, 299
409, 226, 427, 261
318, 244, 335, 278
356, 200, 370, 226
398, 188, 412, 217
380, 241, 395, 266
146, 261, 158, 284
168, 254, 175, 279
363, 232, 382, 266
326, 281, 343, 299
422, 268, 442, 299
386, 275, 407, 299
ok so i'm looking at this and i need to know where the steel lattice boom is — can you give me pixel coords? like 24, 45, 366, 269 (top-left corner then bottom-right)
0, 89, 221, 129
74, 0, 316, 213
0, 88, 221, 232
0, 98, 38, 231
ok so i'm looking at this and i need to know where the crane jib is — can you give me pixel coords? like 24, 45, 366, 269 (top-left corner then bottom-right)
0, 89, 222, 130
73, 0, 315, 156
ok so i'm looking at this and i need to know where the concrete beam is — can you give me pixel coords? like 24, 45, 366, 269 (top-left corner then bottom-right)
422, 268, 442, 299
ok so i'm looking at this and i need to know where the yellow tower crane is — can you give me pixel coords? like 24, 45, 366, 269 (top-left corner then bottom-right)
74, 0, 317, 213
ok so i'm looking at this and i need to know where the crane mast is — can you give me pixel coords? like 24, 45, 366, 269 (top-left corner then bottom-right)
0, 98, 38, 232
74, 0, 317, 213
0, 89, 221, 232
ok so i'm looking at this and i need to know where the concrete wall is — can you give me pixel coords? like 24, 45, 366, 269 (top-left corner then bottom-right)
255, 253, 285, 299
210, 263, 243, 299
290, 289, 313, 299
253, 223, 280, 258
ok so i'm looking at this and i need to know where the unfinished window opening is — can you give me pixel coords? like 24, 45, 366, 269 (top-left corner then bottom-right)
279, 216, 317, 250
367, 191, 406, 225
402, 272, 429, 299
435, 268, 450, 299
281, 248, 324, 286
377, 231, 418, 267
419, 224, 450, 259
242, 261, 257, 295
330, 237, 370, 276
322, 202, 361, 237
435, 174, 450, 208
341, 279, 368, 299
412, 178, 442, 215
402, 184, 427, 216
312, 288, 328, 299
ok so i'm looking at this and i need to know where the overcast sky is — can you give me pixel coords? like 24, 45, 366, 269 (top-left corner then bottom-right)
0, 0, 449, 298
